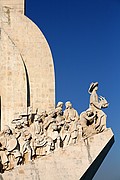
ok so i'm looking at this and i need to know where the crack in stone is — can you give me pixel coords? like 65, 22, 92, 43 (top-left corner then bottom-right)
84, 138, 92, 164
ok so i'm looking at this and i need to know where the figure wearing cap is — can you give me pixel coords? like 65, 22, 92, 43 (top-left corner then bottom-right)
56, 102, 63, 109
88, 82, 108, 132
55, 102, 64, 116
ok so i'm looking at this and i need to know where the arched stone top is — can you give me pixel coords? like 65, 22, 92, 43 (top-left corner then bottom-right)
0, 8, 55, 121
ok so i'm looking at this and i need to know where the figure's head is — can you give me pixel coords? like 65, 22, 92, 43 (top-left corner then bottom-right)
12, 116, 22, 126
56, 101, 63, 108
34, 114, 40, 121
86, 108, 93, 116
65, 101, 72, 108
15, 121, 22, 129
64, 123, 69, 130
40, 110, 47, 117
22, 117, 29, 126
88, 82, 98, 94
4, 125, 11, 135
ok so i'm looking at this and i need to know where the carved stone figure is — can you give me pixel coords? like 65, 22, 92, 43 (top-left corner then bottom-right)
64, 101, 79, 144
44, 110, 61, 149
11, 117, 23, 140
12, 121, 23, 140
55, 102, 64, 114
80, 108, 97, 138
32, 134, 54, 156
55, 105, 65, 131
0, 126, 22, 170
88, 82, 109, 132
0, 131, 9, 171
20, 128, 32, 162
0, 83, 110, 172
34, 114, 42, 135
64, 101, 79, 122
60, 123, 71, 147
13, 115, 33, 163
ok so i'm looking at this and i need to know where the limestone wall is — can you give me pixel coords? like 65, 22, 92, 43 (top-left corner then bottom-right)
0, 29, 27, 128
0, 0, 24, 14
0, 0, 55, 129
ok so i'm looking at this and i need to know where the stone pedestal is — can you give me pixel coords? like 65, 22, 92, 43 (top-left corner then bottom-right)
2, 128, 114, 180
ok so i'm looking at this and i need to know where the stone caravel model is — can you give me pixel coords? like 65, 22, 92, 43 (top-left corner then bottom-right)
0, 1, 114, 180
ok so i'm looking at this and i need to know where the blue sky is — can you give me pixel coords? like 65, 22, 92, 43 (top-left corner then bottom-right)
26, 0, 120, 179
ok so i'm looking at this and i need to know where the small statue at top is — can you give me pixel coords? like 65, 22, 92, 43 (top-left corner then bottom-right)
88, 82, 109, 132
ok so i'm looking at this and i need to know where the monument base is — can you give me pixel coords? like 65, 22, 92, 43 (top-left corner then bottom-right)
1, 128, 114, 180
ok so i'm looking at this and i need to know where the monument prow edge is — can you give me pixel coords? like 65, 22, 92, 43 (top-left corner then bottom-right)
80, 128, 114, 180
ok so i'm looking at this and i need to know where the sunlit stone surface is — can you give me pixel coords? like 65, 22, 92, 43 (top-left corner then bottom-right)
0, 1, 114, 180
0, 0, 55, 129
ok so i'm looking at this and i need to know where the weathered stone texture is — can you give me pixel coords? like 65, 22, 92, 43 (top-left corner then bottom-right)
0, 1, 55, 129
0, 0, 24, 14
1, 129, 114, 180
0, 29, 27, 128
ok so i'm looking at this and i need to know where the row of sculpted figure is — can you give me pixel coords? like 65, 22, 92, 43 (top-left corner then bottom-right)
0, 82, 109, 172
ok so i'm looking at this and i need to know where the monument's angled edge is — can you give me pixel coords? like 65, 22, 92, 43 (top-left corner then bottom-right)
0, 1, 114, 180
80, 130, 114, 180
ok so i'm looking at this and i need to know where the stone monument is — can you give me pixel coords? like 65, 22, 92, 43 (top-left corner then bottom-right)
0, 0, 55, 129
0, 1, 114, 180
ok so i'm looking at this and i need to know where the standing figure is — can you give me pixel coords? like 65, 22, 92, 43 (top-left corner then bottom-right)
32, 110, 48, 136
64, 101, 79, 144
16, 116, 33, 163
20, 128, 32, 162
34, 114, 42, 135
44, 110, 61, 150
60, 123, 71, 147
88, 82, 109, 132
55, 102, 65, 132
